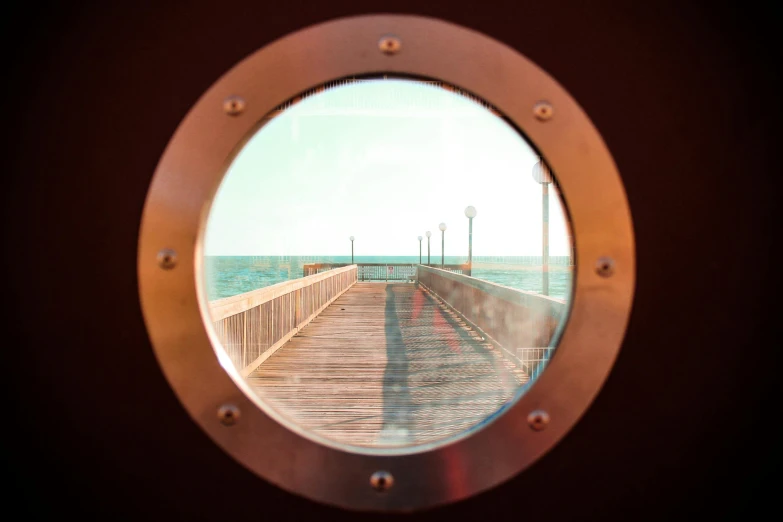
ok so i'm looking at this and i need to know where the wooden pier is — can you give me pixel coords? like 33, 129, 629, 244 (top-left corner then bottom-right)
247, 283, 525, 447
210, 264, 566, 447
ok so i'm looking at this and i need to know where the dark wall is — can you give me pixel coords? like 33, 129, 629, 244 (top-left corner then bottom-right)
3, 1, 779, 520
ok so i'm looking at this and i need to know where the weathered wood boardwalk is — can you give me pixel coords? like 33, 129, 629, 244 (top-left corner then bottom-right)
247, 283, 526, 448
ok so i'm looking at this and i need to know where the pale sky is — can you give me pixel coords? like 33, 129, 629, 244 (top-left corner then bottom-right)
204, 79, 571, 257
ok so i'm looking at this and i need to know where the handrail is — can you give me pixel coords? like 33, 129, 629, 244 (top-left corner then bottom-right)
418, 265, 566, 311
210, 264, 358, 321
416, 265, 567, 377
209, 265, 358, 375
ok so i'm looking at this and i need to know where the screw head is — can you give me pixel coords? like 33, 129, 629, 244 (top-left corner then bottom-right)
218, 404, 240, 426
370, 470, 394, 491
533, 101, 554, 121
223, 96, 246, 116
528, 410, 550, 431
378, 35, 401, 55
157, 249, 177, 270
596, 257, 615, 277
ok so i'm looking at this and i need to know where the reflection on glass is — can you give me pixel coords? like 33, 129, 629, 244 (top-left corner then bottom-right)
203, 77, 574, 452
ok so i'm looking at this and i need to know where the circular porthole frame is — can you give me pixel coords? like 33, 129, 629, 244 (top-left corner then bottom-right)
137, 14, 635, 512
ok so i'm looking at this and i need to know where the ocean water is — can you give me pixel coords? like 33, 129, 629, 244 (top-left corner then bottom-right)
205, 256, 573, 301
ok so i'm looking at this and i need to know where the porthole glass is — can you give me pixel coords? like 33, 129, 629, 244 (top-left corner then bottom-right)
202, 76, 574, 452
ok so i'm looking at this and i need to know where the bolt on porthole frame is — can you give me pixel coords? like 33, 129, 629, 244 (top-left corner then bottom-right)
138, 14, 635, 512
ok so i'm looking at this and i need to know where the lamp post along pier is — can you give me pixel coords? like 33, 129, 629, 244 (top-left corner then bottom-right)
418, 236, 423, 264
439, 223, 447, 268
532, 159, 552, 295
465, 206, 477, 276
349, 236, 354, 264
426, 231, 431, 265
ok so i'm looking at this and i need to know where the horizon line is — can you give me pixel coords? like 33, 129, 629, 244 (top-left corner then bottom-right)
203, 254, 573, 257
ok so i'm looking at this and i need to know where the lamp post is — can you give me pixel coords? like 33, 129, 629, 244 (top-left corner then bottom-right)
439, 223, 447, 268
418, 236, 423, 264
465, 206, 477, 276
426, 231, 431, 265
349, 236, 355, 264
532, 158, 552, 295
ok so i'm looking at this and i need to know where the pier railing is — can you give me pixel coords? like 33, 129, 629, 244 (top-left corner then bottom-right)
417, 265, 566, 378
209, 265, 358, 375
304, 263, 471, 280
209, 264, 566, 379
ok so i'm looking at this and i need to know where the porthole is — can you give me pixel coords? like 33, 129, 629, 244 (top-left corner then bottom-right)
138, 14, 634, 511
204, 74, 574, 453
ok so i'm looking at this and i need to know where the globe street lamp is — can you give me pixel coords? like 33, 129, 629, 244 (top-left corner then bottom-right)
465, 206, 477, 275
425, 231, 432, 265
532, 158, 552, 295
418, 236, 423, 264
439, 222, 447, 268
349, 236, 355, 264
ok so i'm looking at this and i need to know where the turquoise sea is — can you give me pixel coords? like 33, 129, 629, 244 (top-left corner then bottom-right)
205, 256, 573, 301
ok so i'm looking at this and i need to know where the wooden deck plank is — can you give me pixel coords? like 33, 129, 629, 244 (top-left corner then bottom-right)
246, 283, 526, 448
